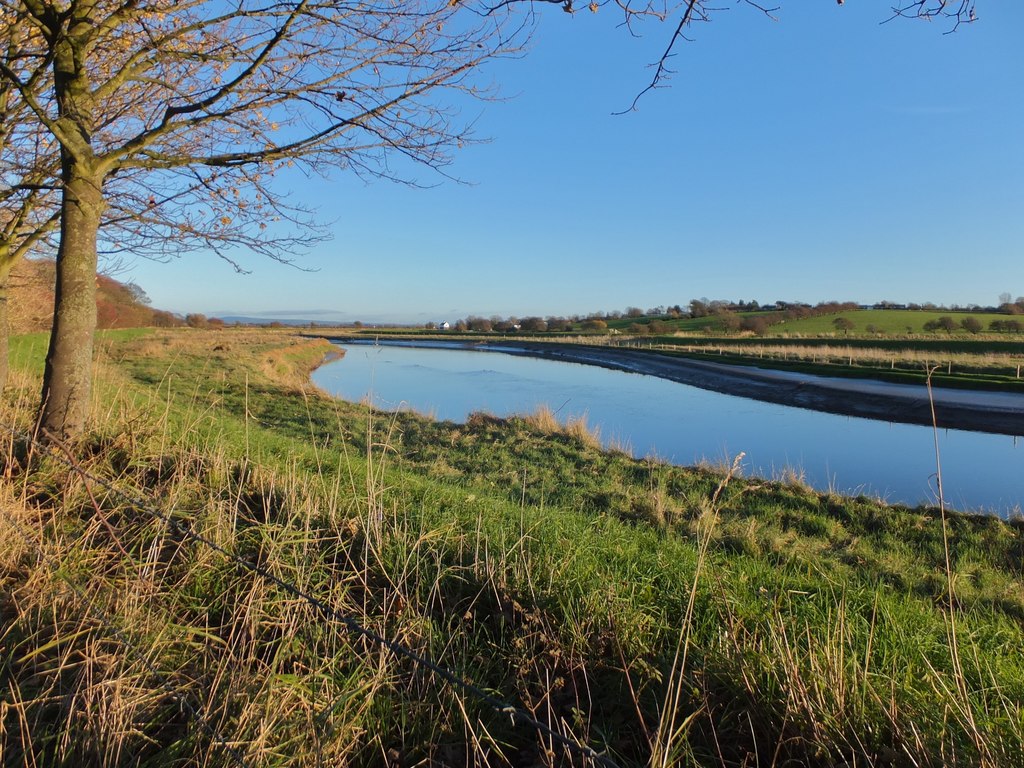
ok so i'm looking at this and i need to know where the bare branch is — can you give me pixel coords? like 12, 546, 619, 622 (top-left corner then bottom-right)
882, 0, 977, 31
614, 0, 700, 115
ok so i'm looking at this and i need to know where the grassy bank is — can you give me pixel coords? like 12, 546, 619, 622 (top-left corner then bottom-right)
2, 329, 1023, 767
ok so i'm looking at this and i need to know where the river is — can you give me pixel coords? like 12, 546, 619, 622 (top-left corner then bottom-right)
311, 341, 1024, 516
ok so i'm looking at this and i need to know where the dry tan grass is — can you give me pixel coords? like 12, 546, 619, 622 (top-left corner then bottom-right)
520, 405, 602, 450
519, 404, 560, 434
648, 341, 1024, 376
563, 412, 601, 449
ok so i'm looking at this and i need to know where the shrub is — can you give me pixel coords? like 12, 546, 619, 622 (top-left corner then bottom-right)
151, 310, 180, 327
925, 316, 958, 333
716, 311, 741, 333
960, 316, 983, 334
741, 316, 769, 336
991, 319, 1023, 333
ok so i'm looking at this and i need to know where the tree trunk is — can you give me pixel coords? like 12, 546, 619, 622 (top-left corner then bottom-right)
0, 269, 8, 395
38, 169, 104, 440
37, 7, 105, 442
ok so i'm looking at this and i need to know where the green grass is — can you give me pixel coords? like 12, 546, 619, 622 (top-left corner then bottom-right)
2, 329, 1023, 767
8, 332, 50, 376
762, 309, 1004, 337
605, 309, 1016, 338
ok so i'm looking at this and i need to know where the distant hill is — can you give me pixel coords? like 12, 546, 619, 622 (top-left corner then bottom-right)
8, 258, 180, 334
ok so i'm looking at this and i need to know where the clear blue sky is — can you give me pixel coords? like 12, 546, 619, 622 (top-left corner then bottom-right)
126, 2, 1024, 324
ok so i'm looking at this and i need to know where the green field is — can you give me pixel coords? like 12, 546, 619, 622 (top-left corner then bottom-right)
604, 309, 1017, 338
761, 309, 1004, 337
2, 330, 1022, 766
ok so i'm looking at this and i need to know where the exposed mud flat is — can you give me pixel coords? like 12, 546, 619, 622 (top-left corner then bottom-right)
492, 342, 1024, 437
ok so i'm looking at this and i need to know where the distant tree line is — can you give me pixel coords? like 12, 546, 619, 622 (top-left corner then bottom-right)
457, 315, 577, 333
922, 316, 1023, 334
434, 295, 1024, 338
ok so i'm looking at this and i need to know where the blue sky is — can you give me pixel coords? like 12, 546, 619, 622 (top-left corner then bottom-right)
126, 2, 1024, 324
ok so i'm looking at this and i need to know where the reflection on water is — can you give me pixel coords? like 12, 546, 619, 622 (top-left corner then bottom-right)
311, 342, 1023, 516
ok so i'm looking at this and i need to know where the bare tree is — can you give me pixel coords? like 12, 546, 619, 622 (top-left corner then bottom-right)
0, 4, 329, 394
1, 0, 525, 439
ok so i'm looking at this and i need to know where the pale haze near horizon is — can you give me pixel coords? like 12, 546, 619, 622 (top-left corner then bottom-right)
124, 3, 1024, 324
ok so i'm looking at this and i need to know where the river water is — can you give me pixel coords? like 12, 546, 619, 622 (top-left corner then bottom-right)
311, 341, 1024, 516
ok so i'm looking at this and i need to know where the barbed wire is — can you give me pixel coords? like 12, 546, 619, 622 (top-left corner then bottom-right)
0, 504, 253, 768
1, 422, 621, 768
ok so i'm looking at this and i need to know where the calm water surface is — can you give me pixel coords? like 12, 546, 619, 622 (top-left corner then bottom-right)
312, 342, 1024, 515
